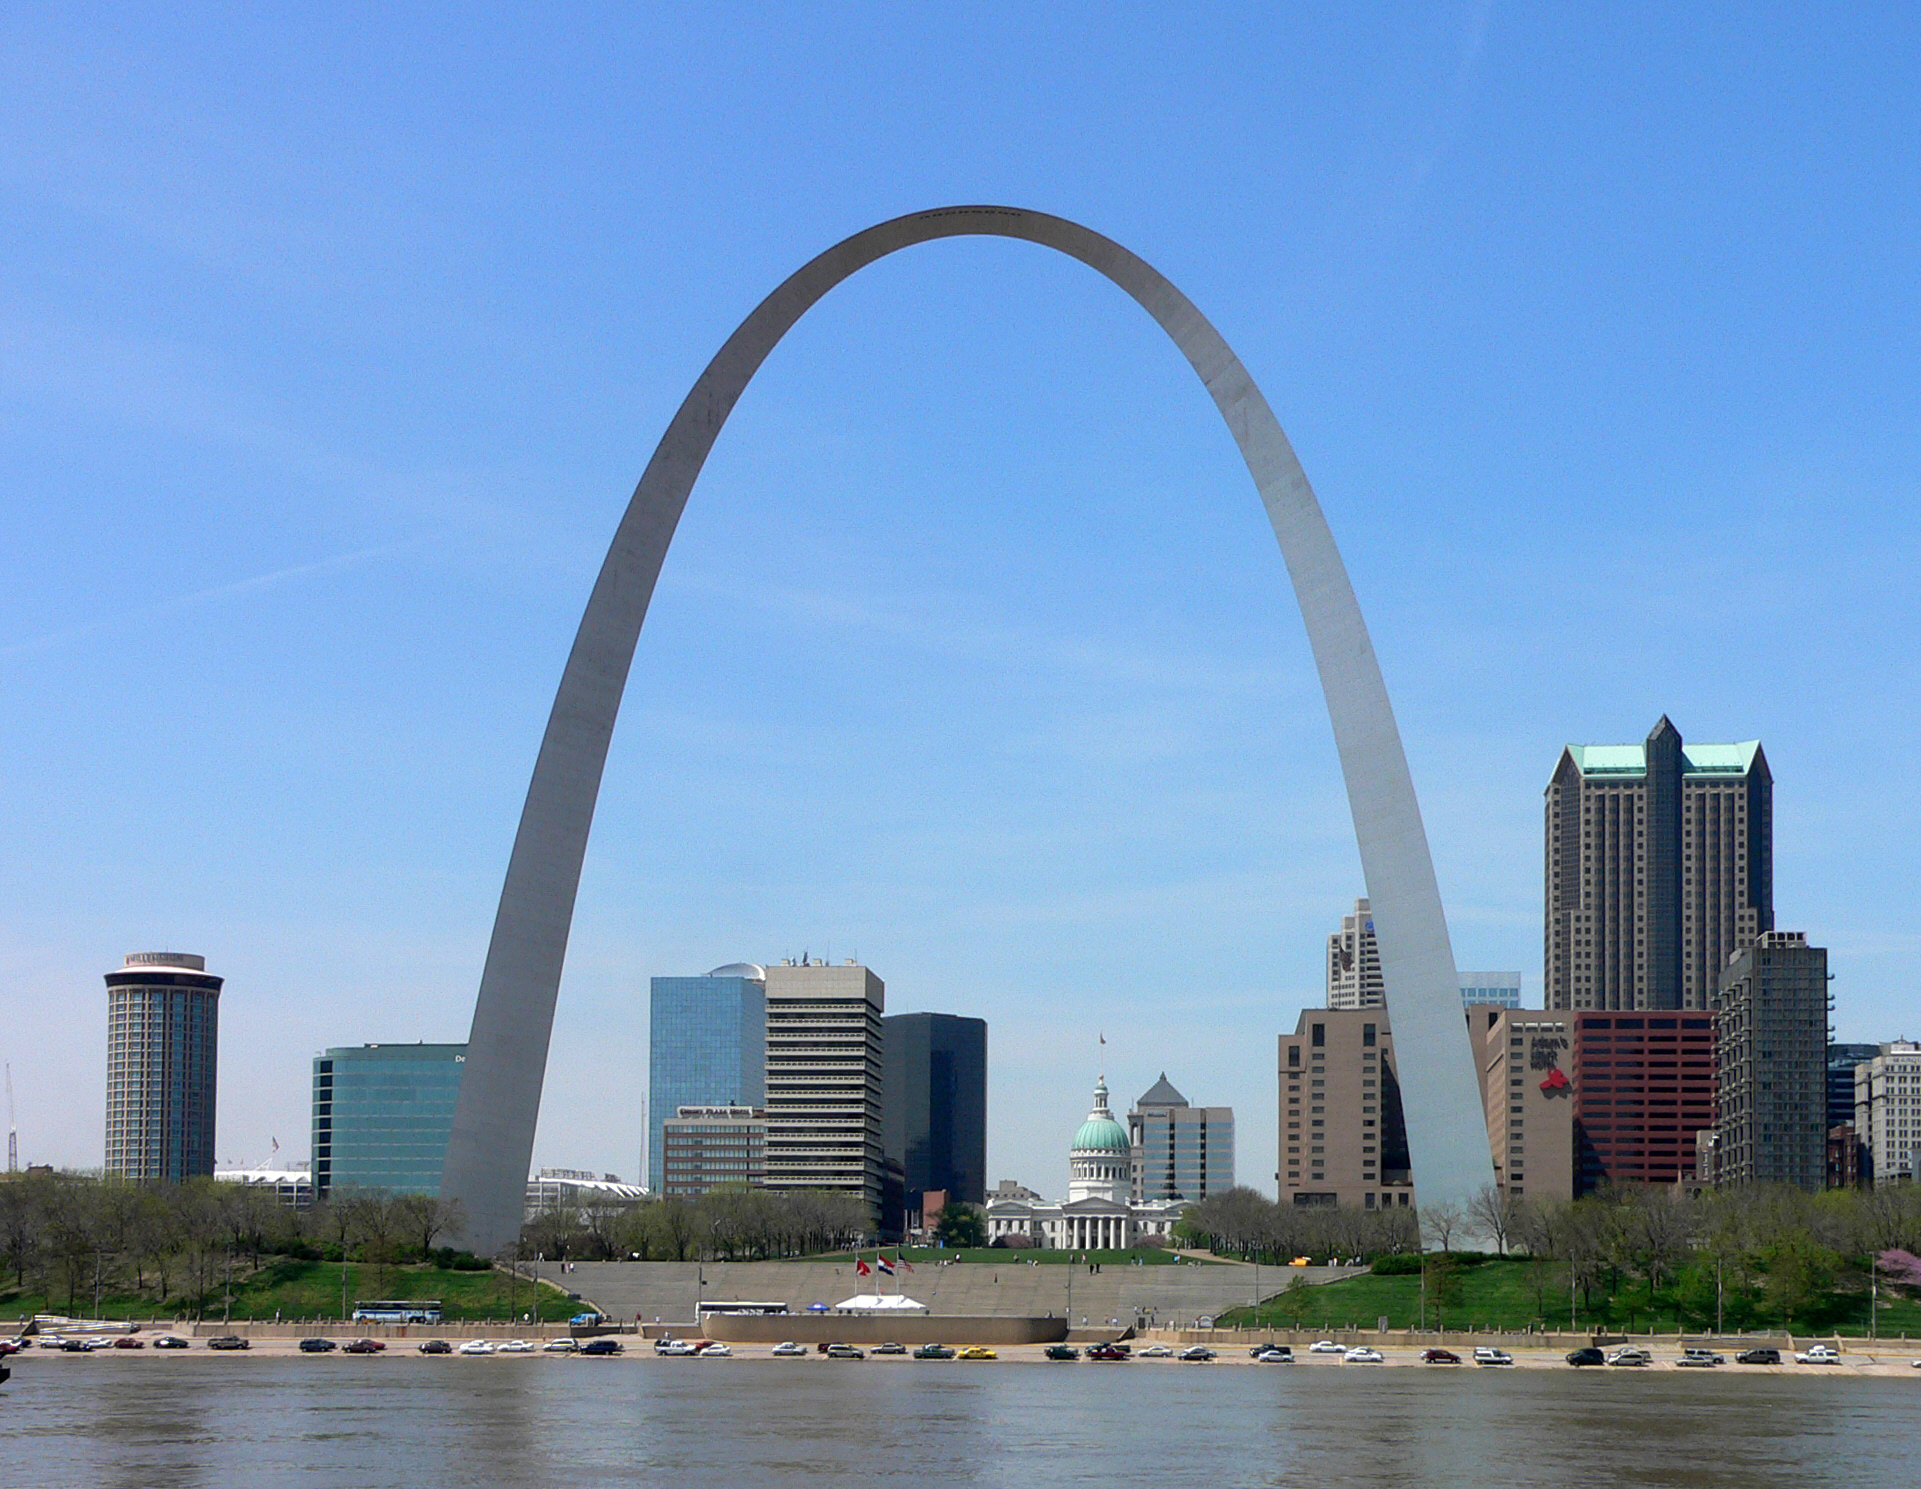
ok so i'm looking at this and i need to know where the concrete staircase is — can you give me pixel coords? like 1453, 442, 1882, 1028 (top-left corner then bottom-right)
563, 1258, 1362, 1330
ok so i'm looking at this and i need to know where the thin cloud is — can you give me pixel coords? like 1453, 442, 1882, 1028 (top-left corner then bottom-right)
1, 542, 411, 660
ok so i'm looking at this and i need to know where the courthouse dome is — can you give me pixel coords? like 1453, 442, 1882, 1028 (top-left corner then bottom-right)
1072, 1079, 1132, 1155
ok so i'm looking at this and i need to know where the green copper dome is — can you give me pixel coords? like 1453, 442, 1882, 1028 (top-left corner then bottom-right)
1072, 1079, 1131, 1154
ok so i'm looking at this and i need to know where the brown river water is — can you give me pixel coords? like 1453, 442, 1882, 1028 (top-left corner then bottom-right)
4, 1355, 1918, 1486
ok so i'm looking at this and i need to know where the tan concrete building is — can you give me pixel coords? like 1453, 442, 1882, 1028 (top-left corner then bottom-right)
1278, 1010, 1412, 1211
1465, 1006, 1575, 1201
1545, 717, 1772, 1011
763, 959, 886, 1218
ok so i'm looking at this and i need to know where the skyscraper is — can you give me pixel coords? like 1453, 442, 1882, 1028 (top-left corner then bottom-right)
1711, 932, 1827, 1190
764, 959, 886, 1219
1465, 1005, 1574, 1201
1545, 717, 1773, 1011
1127, 1074, 1234, 1202
312, 1043, 466, 1198
1569, 1011, 1717, 1192
1854, 1042, 1921, 1185
882, 1012, 987, 1209
647, 964, 767, 1193
1326, 899, 1384, 1010
104, 952, 220, 1182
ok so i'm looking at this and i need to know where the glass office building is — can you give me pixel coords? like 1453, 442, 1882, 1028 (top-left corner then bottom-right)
1459, 971, 1524, 1009
882, 1012, 987, 1208
648, 965, 766, 1193
1128, 1074, 1234, 1203
312, 1043, 466, 1197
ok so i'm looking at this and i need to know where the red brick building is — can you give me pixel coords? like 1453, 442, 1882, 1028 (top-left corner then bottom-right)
1571, 1012, 1717, 1192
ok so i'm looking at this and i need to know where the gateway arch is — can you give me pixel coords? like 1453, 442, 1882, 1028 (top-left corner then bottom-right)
440, 206, 1493, 1255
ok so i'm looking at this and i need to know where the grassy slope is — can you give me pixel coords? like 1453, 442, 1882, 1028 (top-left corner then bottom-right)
2, 1261, 571, 1325
1216, 1257, 1921, 1337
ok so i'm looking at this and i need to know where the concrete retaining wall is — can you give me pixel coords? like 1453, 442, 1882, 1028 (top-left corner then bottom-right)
703, 1314, 1067, 1346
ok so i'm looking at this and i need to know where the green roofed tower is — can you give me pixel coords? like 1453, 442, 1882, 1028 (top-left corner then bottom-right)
1546, 717, 1772, 1011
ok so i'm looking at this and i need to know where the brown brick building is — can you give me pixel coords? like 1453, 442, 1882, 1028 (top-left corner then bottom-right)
1571, 1011, 1717, 1192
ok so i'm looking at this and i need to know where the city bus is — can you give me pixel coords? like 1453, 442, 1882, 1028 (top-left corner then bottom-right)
352, 1300, 443, 1324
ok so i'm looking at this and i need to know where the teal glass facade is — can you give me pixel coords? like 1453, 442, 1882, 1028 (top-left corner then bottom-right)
648, 972, 765, 1192
312, 1043, 466, 1197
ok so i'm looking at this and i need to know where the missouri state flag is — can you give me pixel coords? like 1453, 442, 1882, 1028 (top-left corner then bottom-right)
876, 1255, 895, 1275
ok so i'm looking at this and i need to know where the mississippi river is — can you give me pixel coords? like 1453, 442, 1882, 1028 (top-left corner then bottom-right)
5, 1355, 1918, 1486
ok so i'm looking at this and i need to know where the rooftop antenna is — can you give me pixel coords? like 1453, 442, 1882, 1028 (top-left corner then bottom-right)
6, 1063, 16, 1172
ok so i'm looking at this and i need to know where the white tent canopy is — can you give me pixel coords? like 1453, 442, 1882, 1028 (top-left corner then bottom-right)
834, 1294, 927, 1311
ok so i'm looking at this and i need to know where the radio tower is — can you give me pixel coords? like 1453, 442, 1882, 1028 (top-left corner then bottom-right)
5, 1063, 17, 1172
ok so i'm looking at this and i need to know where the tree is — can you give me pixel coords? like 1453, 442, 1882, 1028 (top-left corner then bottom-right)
934, 1202, 986, 1249
1467, 1184, 1517, 1256
1419, 1199, 1464, 1257
1279, 1271, 1316, 1329
391, 1193, 466, 1260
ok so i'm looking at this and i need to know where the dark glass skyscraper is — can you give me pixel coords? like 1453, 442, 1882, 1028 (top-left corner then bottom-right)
648, 965, 766, 1193
104, 952, 221, 1182
312, 1043, 466, 1197
881, 1012, 987, 1209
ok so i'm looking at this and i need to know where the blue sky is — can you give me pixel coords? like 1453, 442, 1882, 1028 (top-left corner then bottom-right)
4, 4, 1918, 1197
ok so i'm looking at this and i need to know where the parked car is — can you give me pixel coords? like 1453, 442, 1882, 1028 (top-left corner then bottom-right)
1473, 1348, 1513, 1366
0, 1337, 23, 1355
827, 1343, 866, 1360
1606, 1347, 1651, 1367
458, 1339, 497, 1355
957, 1346, 996, 1361
1795, 1345, 1841, 1365
418, 1339, 453, 1354
1044, 1344, 1080, 1361
206, 1335, 250, 1351
652, 1336, 682, 1354
1248, 1342, 1286, 1358
1736, 1347, 1781, 1365
1566, 1347, 1606, 1366
913, 1344, 955, 1360
542, 1338, 579, 1353
1677, 1348, 1725, 1367
773, 1342, 810, 1357
152, 1335, 190, 1350
497, 1339, 535, 1354
698, 1343, 731, 1357
1086, 1343, 1129, 1361
1138, 1344, 1174, 1358
1421, 1348, 1462, 1365
1308, 1339, 1345, 1355
1344, 1347, 1384, 1365
111, 1335, 146, 1349
59, 1337, 92, 1352
579, 1337, 623, 1355
343, 1339, 385, 1354
873, 1342, 906, 1355
298, 1338, 338, 1353
1178, 1346, 1217, 1362
1255, 1346, 1294, 1363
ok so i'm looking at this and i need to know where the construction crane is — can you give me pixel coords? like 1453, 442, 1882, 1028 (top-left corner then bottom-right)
6, 1062, 16, 1172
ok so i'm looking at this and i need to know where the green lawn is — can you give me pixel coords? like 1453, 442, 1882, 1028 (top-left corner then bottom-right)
802, 1246, 1207, 1266
1216, 1257, 1921, 1337
2, 1260, 572, 1325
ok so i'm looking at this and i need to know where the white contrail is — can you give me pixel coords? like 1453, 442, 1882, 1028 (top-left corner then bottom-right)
0, 541, 409, 660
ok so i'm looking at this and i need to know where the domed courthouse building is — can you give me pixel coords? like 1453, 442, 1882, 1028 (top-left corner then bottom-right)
982, 1076, 1191, 1250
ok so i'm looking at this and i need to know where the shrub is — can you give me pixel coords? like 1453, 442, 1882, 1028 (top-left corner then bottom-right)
991, 1233, 1036, 1250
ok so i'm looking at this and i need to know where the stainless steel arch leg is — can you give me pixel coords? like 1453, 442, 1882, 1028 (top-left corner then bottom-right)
440, 207, 1492, 1254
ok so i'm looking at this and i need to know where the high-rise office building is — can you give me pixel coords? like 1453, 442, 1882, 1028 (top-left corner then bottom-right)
764, 959, 886, 1218
1127, 1074, 1234, 1202
104, 952, 221, 1182
1569, 1011, 1716, 1192
647, 964, 767, 1193
1465, 1006, 1574, 1201
1326, 899, 1384, 1010
882, 1012, 987, 1210
1827, 1043, 1881, 1130
659, 1105, 767, 1199
1711, 933, 1827, 1190
312, 1043, 465, 1197
1278, 1010, 1412, 1210
1854, 1041, 1921, 1185
1546, 717, 1772, 1011
1459, 972, 1524, 1009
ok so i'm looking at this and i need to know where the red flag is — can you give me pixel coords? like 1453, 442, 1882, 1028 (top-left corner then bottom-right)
855, 1257, 871, 1277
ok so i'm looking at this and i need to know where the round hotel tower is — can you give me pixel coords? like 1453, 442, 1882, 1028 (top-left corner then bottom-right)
103, 952, 221, 1181
1066, 1078, 1133, 1204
